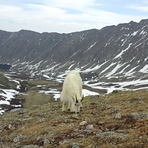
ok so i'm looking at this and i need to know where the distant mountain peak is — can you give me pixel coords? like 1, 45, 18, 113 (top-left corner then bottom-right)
0, 19, 148, 81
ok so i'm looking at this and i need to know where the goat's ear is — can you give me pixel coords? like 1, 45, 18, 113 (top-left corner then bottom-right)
81, 95, 84, 102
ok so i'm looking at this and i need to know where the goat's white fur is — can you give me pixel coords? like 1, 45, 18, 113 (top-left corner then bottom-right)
60, 70, 83, 113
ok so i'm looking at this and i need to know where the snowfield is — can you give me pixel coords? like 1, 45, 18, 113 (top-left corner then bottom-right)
0, 89, 19, 114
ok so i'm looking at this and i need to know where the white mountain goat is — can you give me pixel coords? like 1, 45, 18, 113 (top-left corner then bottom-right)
60, 70, 83, 113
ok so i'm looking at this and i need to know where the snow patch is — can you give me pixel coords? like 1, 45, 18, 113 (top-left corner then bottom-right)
0, 89, 19, 115
100, 63, 116, 75
140, 65, 148, 73
131, 31, 138, 36
86, 42, 97, 51
106, 63, 122, 77
82, 89, 99, 97
114, 43, 132, 59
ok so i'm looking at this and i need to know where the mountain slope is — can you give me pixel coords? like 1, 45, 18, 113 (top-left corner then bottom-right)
0, 90, 148, 148
0, 19, 148, 80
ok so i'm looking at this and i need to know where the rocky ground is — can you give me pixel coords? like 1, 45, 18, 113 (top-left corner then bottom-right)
0, 89, 148, 148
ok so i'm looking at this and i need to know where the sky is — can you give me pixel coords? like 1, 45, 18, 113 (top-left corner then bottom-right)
0, 0, 148, 33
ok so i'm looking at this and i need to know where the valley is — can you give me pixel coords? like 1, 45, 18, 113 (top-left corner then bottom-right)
0, 19, 148, 147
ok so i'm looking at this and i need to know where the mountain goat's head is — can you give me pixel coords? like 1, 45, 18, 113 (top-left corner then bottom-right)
74, 96, 84, 113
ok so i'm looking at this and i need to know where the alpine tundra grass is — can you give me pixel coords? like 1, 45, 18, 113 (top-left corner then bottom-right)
0, 89, 148, 148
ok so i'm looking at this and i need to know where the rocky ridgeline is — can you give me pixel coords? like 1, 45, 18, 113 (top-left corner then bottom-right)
0, 19, 148, 80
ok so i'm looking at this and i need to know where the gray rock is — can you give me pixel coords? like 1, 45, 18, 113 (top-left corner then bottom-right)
129, 112, 148, 120
36, 136, 41, 141
13, 137, 19, 143
72, 114, 79, 120
79, 121, 87, 126
22, 145, 39, 148
59, 139, 69, 145
96, 131, 125, 138
13, 134, 25, 143
129, 112, 140, 120
44, 138, 51, 145
72, 143, 80, 148
111, 108, 120, 114
98, 121, 104, 125
86, 124, 94, 130
115, 112, 122, 119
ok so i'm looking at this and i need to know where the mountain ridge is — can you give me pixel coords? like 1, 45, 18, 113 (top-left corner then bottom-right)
0, 19, 148, 81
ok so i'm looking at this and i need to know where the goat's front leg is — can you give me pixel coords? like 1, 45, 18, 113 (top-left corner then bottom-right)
62, 102, 66, 111
68, 102, 71, 111
70, 102, 76, 113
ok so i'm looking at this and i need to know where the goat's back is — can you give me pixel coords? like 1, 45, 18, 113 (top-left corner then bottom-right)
62, 70, 82, 96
